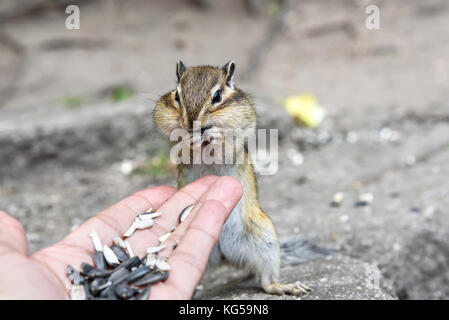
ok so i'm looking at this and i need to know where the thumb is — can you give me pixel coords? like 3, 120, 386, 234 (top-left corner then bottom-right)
0, 211, 28, 256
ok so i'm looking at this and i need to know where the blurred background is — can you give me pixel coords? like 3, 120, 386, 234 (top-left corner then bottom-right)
1, 0, 449, 299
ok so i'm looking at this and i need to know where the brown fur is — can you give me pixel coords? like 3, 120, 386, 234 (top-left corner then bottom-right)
153, 61, 311, 296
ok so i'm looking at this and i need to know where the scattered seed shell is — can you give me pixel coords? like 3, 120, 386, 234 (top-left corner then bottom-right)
179, 204, 194, 223
331, 192, 344, 207
356, 192, 374, 206
139, 211, 162, 220
135, 218, 154, 230
124, 240, 134, 257
145, 254, 157, 268
127, 266, 151, 283
146, 244, 166, 254
89, 231, 103, 252
70, 284, 86, 300
103, 244, 120, 266
123, 224, 137, 237
158, 232, 171, 243
155, 259, 171, 271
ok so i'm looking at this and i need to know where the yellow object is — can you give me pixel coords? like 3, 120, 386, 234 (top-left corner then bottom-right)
283, 94, 326, 128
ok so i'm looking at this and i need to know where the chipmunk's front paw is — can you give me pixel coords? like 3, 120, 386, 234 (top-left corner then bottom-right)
263, 281, 312, 296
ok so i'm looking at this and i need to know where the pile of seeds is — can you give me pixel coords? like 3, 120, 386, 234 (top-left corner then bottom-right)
67, 205, 194, 300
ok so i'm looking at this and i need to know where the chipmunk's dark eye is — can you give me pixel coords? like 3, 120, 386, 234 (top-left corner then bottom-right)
175, 91, 180, 103
212, 89, 222, 104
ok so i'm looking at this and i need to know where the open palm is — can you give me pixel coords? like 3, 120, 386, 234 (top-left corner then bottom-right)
0, 176, 242, 299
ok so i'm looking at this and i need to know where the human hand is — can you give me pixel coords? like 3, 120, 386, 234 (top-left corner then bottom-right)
0, 175, 243, 299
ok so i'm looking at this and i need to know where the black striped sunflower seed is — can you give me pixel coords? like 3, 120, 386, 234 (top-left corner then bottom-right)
93, 251, 106, 270
110, 245, 129, 262
134, 271, 168, 286
136, 285, 151, 300
126, 266, 151, 283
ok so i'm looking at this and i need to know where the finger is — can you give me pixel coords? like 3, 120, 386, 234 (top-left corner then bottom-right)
30, 176, 218, 286
30, 185, 176, 284
61, 185, 177, 252
0, 210, 28, 256
150, 176, 243, 299
125, 175, 220, 257
157, 176, 244, 258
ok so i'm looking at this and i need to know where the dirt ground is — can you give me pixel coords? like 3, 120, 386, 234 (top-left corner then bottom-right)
1, 0, 449, 299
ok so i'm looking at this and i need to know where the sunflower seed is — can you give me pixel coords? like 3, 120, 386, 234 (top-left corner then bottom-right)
139, 211, 162, 220
135, 218, 154, 230
87, 268, 111, 279
179, 204, 194, 223
89, 231, 103, 252
67, 229, 171, 300
127, 266, 151, 283
83, 281, 93, 300
123, 223, 137, 237
80, 262, 94, 276
356, 192, 374, 206
114, 256, 141, 272
111, 245, 129, 262
103, 244, 120, 267
136, 285, 151, 300
90, 278, 111, 295
115, 284, 138, 299
70, 272, 84, 285
330, 192, 344, 207
70, 284, 86, 300
156, 259, 171, 271
113, 237, 127, 249
93, 251, 106, 270
123, 240, 134, 257
108, 267, 130, 285
146, 244, 166, 254
66, 265, 83, 284
134, 271, 169, 286
158, 232, 171, 243
145, 253, 157, 268
66, 265, 76, 276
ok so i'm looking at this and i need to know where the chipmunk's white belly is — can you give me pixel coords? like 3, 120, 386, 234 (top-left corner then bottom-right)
179, 163, 246, 267
180, 164, 238, 184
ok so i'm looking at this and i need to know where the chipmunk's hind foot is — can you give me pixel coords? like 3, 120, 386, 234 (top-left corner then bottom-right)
263, 281, 311, 296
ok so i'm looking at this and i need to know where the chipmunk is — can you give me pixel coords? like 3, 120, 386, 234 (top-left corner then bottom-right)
153, 61, 319, 296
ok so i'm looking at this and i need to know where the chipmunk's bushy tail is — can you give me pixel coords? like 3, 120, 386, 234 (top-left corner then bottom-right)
280, 236, 335, 266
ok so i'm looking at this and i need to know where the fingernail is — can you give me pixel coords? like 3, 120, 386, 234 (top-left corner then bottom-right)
204, 176, 243, 211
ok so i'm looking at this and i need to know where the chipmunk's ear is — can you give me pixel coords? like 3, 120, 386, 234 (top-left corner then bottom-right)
222, 61, 235, 88
176, 60, 186, 82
